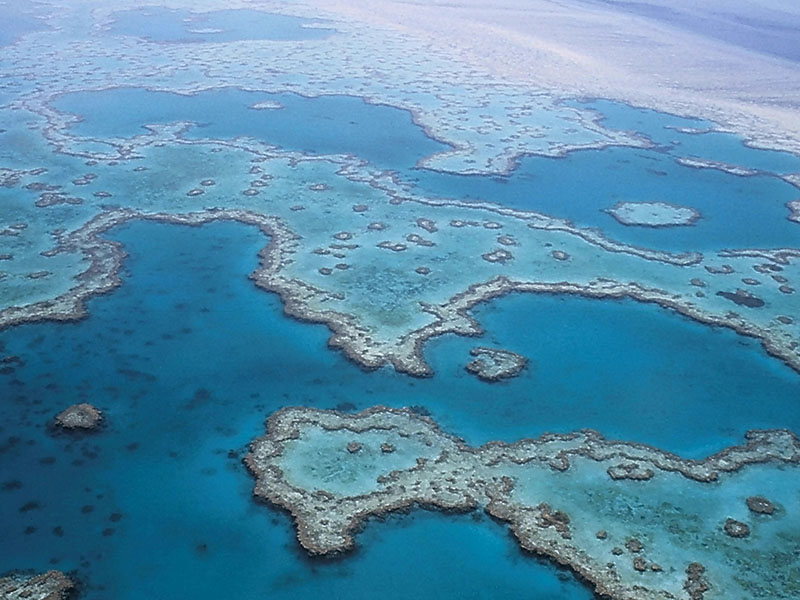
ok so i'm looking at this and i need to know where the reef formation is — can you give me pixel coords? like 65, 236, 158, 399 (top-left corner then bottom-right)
464, 346, 528, 381
0, 570, 74, 600
0, 0, 797, 384
2, 168, 799, 382
605, 201, 701, 228
0, 1, 799, 598
54, 403, 103, 430
788, 200, 800, 224
246, 406, 800, 600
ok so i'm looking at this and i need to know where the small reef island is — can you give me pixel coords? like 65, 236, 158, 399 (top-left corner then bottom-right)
605, 201, 701, 228
247, 406, 800, 600
53, 403, 103, 431
464, 346, 528, 381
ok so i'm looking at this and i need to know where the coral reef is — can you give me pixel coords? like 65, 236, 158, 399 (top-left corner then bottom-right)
54, 402, 103, 430
464, 346, 527, 381
0, 570, 73, 600
246, 406, 800, 599
605, 201, 700, 228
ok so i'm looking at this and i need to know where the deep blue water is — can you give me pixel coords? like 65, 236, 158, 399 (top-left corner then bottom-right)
106, 7, 334, 43
52, 87, 800, 252
1, 221, 798, 596
53, 87, 447, 172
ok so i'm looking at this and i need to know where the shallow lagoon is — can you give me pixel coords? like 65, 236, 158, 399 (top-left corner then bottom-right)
1, 221, 798, 597
53, 87, 800, 252
54, 87, 447, 171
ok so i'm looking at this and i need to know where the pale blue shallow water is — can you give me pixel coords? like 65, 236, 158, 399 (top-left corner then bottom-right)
0, 221, 798, 597
0, 0, 47, 47
53, 87, 800, 252
106, 7, 334, 43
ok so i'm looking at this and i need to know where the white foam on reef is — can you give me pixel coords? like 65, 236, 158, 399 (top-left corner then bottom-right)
249, 100, 283, 110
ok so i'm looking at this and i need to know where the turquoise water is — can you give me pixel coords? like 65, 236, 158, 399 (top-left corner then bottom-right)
0, 222, 595, 599
106, 7, 333, 43
1, 221, 798, 596
53, 88, 448, 171
577, 98, 800, 174
53, 87, 799, 252
4, 0, 800, 593
413, 100, 800, 252
411, 145, 799, 252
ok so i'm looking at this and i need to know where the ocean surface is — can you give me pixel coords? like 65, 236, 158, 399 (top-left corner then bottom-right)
3, 78, 800, 598
0, 222, 599, 599
0, 1, 47, 47
1, 217, 798, 597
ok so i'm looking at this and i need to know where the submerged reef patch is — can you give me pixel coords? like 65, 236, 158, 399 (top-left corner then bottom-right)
1, 190, 799, 381
605, 201, 701, 228
247, 406, 800, 599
